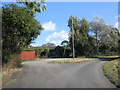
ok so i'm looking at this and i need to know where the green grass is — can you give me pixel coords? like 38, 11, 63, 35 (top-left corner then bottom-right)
77, 56, 86, 58
22, 49, 35, 51
48, 58, 97, 64
94, 55, 119, 58
103, 58, 120, 87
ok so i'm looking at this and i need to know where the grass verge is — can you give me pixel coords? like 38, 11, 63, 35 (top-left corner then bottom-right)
48, 58, 97, 64
20, 58, 45, 62
2, 55, 22, 87
2, 62, 22, 87
94, 55, 119, 58
103, 58, 120, 87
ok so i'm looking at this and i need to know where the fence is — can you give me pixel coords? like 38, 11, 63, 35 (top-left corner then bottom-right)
18, 51, 37, 60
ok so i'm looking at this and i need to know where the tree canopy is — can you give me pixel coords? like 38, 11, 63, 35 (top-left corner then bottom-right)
66, 16, 119, 57
68, 16, 92, 56
2, 4, 43, 63
17, 0, 47, 15
41, 43, 56, 50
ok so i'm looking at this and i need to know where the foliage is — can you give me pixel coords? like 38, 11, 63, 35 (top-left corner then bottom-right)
40, 48, 49, 58
61, 40, 69, 46
41, 43, 56, 50
38, 48, 43, 57
66, 16, 119, 57
90, 17, 119, 55
22, 49, 35, 51
44, 48, 49, 57
61, 40, 70, 57
90, 17, 106, 55
17, 0, 47, 15
68, 16, 92, 57
34, 48, 42, 57
2, 4, 43, 64
40, 43, 56, 58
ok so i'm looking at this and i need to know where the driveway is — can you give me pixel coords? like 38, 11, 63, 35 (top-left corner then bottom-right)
3, 58, 116, 88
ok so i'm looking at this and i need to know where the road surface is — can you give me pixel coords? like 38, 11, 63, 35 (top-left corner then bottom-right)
4, 58, 116, 88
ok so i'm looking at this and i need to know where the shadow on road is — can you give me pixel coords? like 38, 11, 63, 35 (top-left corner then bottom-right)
98, 57, 120, 61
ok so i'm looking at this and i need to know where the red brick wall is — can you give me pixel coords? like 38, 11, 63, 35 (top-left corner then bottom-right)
19, 51, 37, 60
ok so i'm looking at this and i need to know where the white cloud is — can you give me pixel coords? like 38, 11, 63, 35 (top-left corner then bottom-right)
42, 21, 56, 31
30, 43, 39, 47
45, 30, 69, 45
51, 40, 63, 45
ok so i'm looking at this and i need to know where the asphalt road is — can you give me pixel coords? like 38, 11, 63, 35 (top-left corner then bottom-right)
4, 58, 116, 88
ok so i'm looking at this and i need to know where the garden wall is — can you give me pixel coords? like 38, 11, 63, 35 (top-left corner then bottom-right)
19, 51, 37, 60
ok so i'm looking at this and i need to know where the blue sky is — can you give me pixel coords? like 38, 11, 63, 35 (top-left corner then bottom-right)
31, 2, 118, 46
2, 1, 119, 46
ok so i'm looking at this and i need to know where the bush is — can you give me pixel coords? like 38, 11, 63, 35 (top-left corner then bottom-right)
2, 4, 43, 64
22, 49, 35, 51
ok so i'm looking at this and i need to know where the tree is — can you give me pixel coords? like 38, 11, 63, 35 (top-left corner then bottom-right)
98, 25, 119, 55
61, 40, 69, 57
90, 16, 106, 55
35, 48, 43, 58
38, 48, 43, 57
67, 16, 119, 57
44, 48, 49, 58
86, 36, 96, 56
17, 0, 47, 15
90, 17, 119, 55
68, 16, 80, 57
41, 43, 56, 50
68, 16, 90, 56
2, 4, 43, 64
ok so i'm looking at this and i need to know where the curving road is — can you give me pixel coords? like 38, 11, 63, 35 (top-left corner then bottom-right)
4, 58, 116, 88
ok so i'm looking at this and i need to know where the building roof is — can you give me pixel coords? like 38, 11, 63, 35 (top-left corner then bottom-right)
28, 46, 41, 50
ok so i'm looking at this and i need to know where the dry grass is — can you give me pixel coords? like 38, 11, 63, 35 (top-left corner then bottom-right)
96, 56, 119, 58
103, 58, 120, 87
2, 55, 22, 87
2, 66, 21, 86
20, 58, 45, 62
48, 58, 97, 64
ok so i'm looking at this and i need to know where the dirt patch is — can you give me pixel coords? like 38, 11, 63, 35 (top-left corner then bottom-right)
2, 68, 22, 87
48, 58, 97, 64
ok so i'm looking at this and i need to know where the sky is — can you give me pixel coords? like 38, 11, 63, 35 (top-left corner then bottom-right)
2, 1, 119, 46
31, 2, 118, 46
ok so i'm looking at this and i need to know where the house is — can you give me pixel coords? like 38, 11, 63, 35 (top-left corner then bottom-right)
48, 46, 64, 58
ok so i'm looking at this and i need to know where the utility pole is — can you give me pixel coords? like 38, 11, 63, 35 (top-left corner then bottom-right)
72, 17, 75, 59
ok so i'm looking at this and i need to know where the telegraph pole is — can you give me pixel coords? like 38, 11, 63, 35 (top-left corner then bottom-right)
72, 17, 75, 59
